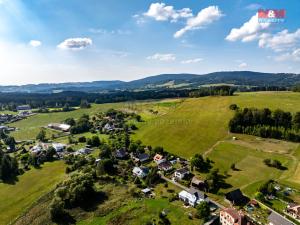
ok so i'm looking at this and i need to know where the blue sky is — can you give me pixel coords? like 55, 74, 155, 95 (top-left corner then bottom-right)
0, 0, 299, 85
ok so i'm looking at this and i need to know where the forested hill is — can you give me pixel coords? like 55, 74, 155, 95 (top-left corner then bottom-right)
0, 71, 299, 93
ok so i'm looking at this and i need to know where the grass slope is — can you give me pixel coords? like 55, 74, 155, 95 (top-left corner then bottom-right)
134, 92, 300, 158
0, 161, 66, 225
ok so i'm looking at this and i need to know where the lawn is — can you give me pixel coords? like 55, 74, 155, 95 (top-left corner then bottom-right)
77, 198, 202, 225
205, 142, 296, 197
0, 161, 66, 225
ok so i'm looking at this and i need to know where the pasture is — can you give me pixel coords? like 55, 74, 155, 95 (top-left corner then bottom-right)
0, 161, 66, 225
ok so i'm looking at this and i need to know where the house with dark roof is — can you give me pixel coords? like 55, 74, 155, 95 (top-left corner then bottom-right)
158, 161, 173, 172
191, 176, 206, 190
136, 153, 150, 163
220, 208, 253, 225
115, 148, 127, 159
268, 211, 294, 225
225, 189, 249, 206
174, 167, 190, 180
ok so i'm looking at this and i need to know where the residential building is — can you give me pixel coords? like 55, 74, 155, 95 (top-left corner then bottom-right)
220, 208, 253, 225
153, 154, 165, 164
286, 203, 300, 220
135, 153, 150, 163
158, 161, 173, 172
132, 166, 149, 178
178, 189, 206, 207
16, 105, 31, 111
115, 148, 127, 159
52, 143, 66, 152
174, 167, 190, 180
191, 176, 206, 190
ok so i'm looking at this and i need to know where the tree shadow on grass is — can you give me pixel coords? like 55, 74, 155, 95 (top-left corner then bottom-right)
79, 191, 108, 212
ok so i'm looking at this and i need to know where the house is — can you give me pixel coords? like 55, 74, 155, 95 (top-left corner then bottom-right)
141, 188, 152, 196
178, 189, 206, 207
268, 211, 294, 225
286, 203, 300, 219
75, 148, 92, 155
225, 189, 249, 206
191, 176, 206, 190
153, 154, 165, 164
52, 143, 66, 152
132, 166, 149, 178
115, 148, 127, 159
16, 105, 31, 111
103, 123, 115, 132
220, 208, 253, 225
249, 199, 259, 208
48, 123, 71, 132
158, 161, 173, 172
135, 153, 150, 163
174, 167, 190, 180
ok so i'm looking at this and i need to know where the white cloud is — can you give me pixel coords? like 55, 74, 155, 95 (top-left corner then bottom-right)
147, 53, 176, 61
274, 49, 300, 62
258, 29, 300, 52
238, 62, 248, 68
144, 3, 192, 22
29, 40, 41, 47
226, 13, 271, 42
57, 38, 92, 50
181, 58, 203, 64
89, 28, 131, 35
245, 3, 262, 11
174, 6, 223, 38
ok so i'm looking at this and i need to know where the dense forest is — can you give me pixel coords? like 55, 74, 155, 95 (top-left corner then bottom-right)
0, 86, 235, 110
229, 107, 300, 142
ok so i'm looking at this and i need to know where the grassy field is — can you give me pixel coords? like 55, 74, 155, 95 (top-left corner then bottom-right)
0, 161, 66, 225
204, 142, 294, 196
133, 92, 300, 158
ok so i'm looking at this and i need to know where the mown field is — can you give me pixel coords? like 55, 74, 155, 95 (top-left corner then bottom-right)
0, 161, 66, 225
134, 91, 300, 157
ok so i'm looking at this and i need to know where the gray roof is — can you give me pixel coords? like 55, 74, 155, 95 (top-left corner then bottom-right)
268, 211, 294, 225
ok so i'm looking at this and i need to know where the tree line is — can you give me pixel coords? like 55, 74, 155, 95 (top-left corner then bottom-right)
229, 107, 300, 142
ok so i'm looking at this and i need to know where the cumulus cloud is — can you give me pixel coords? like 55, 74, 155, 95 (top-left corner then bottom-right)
29, 40, 41, 47
147, 53, 176, 61
181, 58, 203, 64
238, 62, 248, 68
144, 2, 192, 22
258, 29, 300, 52
274, 49, 300, 62
225, 13, 271, 42
174, 6, 223, 38
57, 38, 92, 50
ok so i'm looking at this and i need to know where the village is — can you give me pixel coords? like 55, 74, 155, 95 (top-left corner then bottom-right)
2, 107, 299, 225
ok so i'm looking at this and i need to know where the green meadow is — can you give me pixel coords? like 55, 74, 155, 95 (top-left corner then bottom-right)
0, 161, 66, 225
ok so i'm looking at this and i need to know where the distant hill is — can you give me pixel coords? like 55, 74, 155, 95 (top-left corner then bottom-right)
1, 71, 299, 93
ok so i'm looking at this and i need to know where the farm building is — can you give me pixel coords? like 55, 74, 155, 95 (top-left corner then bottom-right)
48, 123, 71, 132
